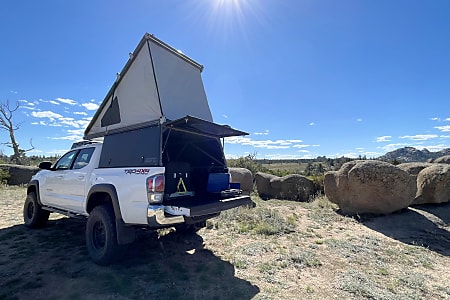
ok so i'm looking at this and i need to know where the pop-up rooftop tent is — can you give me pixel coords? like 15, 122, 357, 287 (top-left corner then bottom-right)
84, 33, 246, 140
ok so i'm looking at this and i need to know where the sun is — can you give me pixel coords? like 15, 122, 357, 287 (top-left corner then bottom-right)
202, 0, 265, 40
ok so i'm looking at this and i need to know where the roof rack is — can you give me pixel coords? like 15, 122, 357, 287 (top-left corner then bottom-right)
71, 140, 102, 149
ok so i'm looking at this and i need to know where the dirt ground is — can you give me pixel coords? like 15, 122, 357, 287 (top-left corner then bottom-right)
1, 185, 449, 299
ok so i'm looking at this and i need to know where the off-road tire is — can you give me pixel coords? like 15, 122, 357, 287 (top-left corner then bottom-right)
86, 205, 126, 265
23, 192, 50, 228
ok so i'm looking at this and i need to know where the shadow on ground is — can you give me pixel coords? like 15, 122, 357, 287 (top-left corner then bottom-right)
0, 218, 259, 299
363, 202, 450, 256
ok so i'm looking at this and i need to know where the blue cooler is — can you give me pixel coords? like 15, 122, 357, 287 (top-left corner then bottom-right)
207, 173, 230, 193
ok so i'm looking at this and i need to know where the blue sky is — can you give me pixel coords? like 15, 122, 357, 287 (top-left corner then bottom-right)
1, 0, 450, 159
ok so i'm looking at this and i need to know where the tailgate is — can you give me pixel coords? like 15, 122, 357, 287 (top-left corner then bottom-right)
164, 195, 252, 217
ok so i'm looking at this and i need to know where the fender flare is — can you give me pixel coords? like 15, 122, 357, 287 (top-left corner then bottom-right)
27, 180, 44, 205
86, 184, 135, 245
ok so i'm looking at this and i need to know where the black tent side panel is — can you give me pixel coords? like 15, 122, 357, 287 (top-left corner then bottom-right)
99, 125, 161, 168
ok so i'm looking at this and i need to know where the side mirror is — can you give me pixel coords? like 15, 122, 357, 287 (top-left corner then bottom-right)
38, 161, 53, 170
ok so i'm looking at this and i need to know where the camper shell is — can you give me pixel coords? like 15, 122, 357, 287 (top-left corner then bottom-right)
84, 33, 250, 211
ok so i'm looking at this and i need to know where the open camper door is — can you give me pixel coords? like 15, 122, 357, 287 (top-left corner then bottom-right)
84, 33, 213, 139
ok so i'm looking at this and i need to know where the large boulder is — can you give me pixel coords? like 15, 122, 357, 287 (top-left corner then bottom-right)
255, 172, 278, 200
270, 174, 316, 201
324, 161, 360, 205
0, 164, 39, 185
415, 164, 450, 205
396, 162, 434, 201
397, 162, 434, 175
433, 155, 450, 164
229, 168, 253, 195
324, 160, 415, 214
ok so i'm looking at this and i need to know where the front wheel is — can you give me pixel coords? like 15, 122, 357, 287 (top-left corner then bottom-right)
86, 205, 126, 265
23, 192, 49, 228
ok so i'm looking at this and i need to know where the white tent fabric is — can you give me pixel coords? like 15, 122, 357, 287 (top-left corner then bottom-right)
84, 34, 213, 139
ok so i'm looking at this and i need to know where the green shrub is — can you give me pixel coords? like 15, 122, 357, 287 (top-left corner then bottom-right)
309, 174, 325, 194
215, 204, 296, 236
227, 153, 269, 175
0, 168, 10, 184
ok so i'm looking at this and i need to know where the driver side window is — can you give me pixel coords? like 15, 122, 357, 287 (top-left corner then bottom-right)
54, 150, 77, 170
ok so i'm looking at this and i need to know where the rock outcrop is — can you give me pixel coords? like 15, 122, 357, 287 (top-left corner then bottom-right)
0, 164, 39, 185
324, 160, 415, 214
270, 174, 316, 201
415, 164, 450, 205
255, 172, 278, 200
229, 168, 253, 195
397, 162, 434, 175
255, 172, 315, 201
433, 155, 450, 164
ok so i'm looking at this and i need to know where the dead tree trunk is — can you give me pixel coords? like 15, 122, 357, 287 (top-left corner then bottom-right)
0, 100, 32, 164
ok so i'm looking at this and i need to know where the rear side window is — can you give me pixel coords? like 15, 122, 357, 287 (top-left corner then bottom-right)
73, 148, 95, 169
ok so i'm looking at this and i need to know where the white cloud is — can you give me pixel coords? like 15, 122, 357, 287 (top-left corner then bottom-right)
254, 130, 269, 135
74, 111, 88, 116
446, 118, 450, 121
30, 110, 91, 130
225, 137, 306, 150
309, 122, 315, 126
18, 100, 36, 110
340, 152, 358, 158
365, 151, 383, 157
376, 136, 391, 142
21, 106, 36, 110
52, 129, 84, 141
10, 90, 18, 94
400, 134, 438, 141
435, 125, 450, 132
420, 144, 449, 152
265, 153, 312, 159
379, 143, 409, 152
222, 114, 228, 119
56, 98, 77, 105
293, 144, 309, 148
356, 118, 363, 122
49, 100, 60, 105
82, 102, 99, 110
31, 111, 63, 120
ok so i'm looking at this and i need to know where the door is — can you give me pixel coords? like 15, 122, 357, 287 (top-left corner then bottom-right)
42, 148, 95, 213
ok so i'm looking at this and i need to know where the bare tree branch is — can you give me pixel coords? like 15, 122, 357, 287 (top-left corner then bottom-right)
0, 100, 31, 164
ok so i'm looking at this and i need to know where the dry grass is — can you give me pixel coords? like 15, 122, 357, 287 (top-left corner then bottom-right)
1, 185, 450, 299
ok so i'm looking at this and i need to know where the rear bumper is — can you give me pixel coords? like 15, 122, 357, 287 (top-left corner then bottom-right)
147, 195, 252, 227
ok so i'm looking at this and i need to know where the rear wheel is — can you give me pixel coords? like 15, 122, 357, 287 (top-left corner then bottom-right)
86, 205, 126, 265
23, 192, 49, 228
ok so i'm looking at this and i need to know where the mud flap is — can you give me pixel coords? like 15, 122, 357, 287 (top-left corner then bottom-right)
116, 218, 136, 245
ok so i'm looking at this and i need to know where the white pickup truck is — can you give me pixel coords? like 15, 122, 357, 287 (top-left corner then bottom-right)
25, 127, 251, 265
24, 34, 251, 265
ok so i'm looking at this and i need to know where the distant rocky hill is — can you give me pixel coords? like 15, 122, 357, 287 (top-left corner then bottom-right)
378, 147, 450, 163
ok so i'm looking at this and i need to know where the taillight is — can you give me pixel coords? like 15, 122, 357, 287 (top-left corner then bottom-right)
154, 175, 164, 193
147, 174, 165, 203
